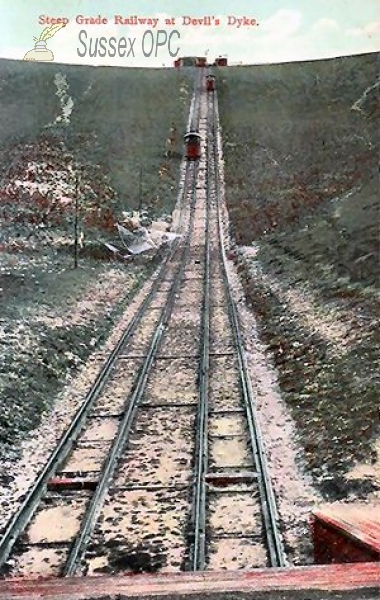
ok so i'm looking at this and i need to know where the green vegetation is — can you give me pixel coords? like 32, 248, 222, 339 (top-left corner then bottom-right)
219, 53, 379, 496
0, 256, 153, 460
0, 60, 193, 458
63, 65, 193, 210
218, 53, 377, 244
0, 60, 193, 242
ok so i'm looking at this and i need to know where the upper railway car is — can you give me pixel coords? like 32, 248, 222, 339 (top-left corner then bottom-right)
174, 56, 228, 67
214, 56, 228, 66
174, 56, 207, 67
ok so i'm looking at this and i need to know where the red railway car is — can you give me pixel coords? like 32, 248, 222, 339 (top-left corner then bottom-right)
206, 74, 216, 91
184, 132, 201, 160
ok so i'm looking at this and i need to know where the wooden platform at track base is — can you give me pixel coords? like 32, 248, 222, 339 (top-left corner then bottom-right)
313, 504, 380, 564
0, 563, 379, 600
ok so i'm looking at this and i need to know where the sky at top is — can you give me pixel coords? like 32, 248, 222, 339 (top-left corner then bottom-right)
1, 0, 379, 66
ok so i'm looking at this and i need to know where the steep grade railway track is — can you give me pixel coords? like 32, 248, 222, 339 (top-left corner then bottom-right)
189, 88, 285, 571
0, 69, 285, 578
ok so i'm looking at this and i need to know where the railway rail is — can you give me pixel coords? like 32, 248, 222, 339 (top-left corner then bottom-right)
0, 69, 285, 578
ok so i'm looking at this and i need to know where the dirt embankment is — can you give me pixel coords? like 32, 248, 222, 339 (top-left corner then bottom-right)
0, 60, 192, 463
0, 256, 152, 468
218, 52, 379, 500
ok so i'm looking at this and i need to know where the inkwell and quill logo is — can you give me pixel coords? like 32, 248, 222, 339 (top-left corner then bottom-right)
23, 23, 66, 61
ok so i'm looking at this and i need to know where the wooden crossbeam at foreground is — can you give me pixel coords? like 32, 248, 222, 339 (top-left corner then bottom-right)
0, 563, 379, 600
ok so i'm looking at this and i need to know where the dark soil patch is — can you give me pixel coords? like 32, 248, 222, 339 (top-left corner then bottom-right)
86, 539, 166, 575
107, 546, 164, 574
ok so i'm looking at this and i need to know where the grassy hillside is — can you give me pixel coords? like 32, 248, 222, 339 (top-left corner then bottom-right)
218, 53, 378, 245
0, 60, 193, 461
0, 60, 60, 144
218, 53, 380, 497
64, 66, 193, 208
0, 60, 193, 235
